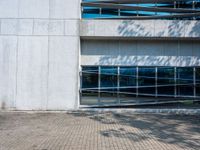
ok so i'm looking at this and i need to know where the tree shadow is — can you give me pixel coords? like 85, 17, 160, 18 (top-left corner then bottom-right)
70, 111, 200, 149
95, 55, 200, 66
117, 20, 200, 37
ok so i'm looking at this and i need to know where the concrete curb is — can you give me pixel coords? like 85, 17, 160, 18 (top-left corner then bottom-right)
75, 108, 200, 115
1, 109, 200, 115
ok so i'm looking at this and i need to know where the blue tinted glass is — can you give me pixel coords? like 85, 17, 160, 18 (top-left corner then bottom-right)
157, 67, 175, 97
81, 66, 99, 105
138, 67, 155, 96
119, 67, 137, 103
82, 0, 200, 19
100, 66, 118, 103
100, 66, 117, 88
82, 66, 99, 88
176, 67, 194, 96
196, 67, 200, 96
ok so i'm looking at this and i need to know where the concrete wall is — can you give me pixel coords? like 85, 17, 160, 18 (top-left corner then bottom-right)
81, 39, 200, 66
0, 0, 80, 110
80, 20, 200, 39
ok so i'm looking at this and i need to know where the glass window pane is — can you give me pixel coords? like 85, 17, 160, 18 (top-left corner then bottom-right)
138, 67, 155, 97
119, 67, 137, 103
100, 66, 118, 103
157, 67, 175, 97
196, 67, 200, 96
81, 66, 99, 105
176, 67, 194, 96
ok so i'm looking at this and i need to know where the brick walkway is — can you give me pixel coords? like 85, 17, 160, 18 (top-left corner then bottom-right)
0, 111, 200, 150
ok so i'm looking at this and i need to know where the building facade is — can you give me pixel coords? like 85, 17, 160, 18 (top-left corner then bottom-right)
0, 0, 200, 110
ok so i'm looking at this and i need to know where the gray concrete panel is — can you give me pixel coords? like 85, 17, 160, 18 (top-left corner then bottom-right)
49, 0, 80, 19
65, 20, 79, 36
185, 21, 200, 37
19, 0, 49, 18
33, 20, 49, 35
0, 0, 80, 110
163, 41, 178, 56
193, 43, 200, 57
16, 37, 48, 110
18, 19, 34, 35
81, 40, 200, 67
179, 41, 194, 56
48, 36, 79, 110
0, 36, 17, 109
80, 20, 200, 39
154, 20, 185, 37
1, 19, 18, 35
49, 20, 65, 35
0, 0, 19, 18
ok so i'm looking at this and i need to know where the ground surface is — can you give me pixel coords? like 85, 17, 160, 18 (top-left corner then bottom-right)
0, 111, 200, 150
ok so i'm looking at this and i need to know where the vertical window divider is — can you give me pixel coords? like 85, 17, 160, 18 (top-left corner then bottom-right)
155, 67, 158, 98
194, 67, 196, 99
98, 66, 101, 104
118, 9, 121, 16
99, 7, 102, 16
155, 2, 157, 15
117, 66, 120, 104
80, 68, 82, 105
193, 1, 196, 20
136, 67, 139, 97
174, 67, 177, 98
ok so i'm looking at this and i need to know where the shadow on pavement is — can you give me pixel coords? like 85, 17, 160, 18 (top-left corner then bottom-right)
70, 111, 200, 149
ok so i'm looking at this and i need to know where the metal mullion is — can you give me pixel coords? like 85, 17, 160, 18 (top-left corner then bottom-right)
155, 2, 157, 15
117, 66, 120, 104
99, 7, 102, 15
80, 68, 82, 104
98, 66, 101, 104
193, 1, 196, 20
173, 1, 176, 16
194, 67, 196, 98
136, 67, 139, 97
174, 67, 177, 98
155, 67, 158, 98
118, 9, 121, 16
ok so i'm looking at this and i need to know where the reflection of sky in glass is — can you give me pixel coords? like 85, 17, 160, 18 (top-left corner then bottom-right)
82, 0, 200, 18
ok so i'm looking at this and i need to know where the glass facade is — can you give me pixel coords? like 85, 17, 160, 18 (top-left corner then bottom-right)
119, 67, 137, 103
157, 67, 175, 97
81, 66, 200, 105
138, 67, 155, 96
176, 67, 194, 96
81, 66, 99, 105
100, 67, 118, 104
81, 0, 200, 20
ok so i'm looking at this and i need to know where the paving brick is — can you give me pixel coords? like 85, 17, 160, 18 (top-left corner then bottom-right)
0, 112, 199, 150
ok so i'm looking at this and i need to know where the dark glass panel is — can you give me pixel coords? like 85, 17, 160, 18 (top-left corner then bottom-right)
138, 67, 155, 97
102, 8, 118, 16
176, 67, 194, 96
119, 67, 137, 103
157, 67, 175, 97
196, 67, 200, 96
100, 66, 118, 103
81, 66, 99, 105
82, 66, 98, 88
